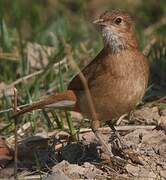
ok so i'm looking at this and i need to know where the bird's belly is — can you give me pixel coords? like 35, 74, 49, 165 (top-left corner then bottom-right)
77, 76, 146, 122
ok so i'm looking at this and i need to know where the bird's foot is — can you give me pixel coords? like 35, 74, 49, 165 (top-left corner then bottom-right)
99, 147, 127, 172
110, 129, 129, 150
111, 132, 144, 165
93, 128, 142, 168
93, 129, 127, 169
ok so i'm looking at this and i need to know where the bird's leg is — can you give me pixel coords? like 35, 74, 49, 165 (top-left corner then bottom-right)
91, 120, 113, 157
108, 123, 128, 150
108, 122, 143, 165
91, 120, 127, 167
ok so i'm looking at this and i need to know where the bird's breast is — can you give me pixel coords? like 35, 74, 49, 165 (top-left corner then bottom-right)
77, 50, 149, 122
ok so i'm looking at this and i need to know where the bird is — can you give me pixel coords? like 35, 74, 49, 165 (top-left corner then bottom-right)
13, 9, 149, 159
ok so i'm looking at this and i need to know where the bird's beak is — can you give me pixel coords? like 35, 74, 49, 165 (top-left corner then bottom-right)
93, 18, 106, 26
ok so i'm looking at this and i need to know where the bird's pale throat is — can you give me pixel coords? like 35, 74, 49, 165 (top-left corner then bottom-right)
102, 27, 125, 53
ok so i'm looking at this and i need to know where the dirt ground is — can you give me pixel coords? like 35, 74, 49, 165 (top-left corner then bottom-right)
0, 97, 166, 179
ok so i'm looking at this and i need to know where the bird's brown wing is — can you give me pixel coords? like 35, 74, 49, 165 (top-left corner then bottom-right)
68, 49, 109, 91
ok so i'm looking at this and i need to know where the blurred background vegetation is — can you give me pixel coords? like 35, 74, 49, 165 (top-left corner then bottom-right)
0, 0, 165, 137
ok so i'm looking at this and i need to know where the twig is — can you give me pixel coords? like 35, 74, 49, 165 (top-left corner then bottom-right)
144, 16, 166, 36
79, 125, 156, 133
13, 87, 18, 179
153, 96, 166, 103
0, 58, 67, 97
143, 37, 157, 56
116, 113, 127, 125
65, 44, 99, 129
0, 52, 19, 61
65, 43, 113, 156
0, 103, 35, 114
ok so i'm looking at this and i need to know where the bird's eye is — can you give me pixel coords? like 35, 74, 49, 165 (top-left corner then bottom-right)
115, 17, 122, 25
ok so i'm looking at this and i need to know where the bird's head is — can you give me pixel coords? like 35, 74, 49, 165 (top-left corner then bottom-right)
93, 10, 138, 53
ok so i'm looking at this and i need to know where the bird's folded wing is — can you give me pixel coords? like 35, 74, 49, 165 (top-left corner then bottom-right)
68, 49, 108, 91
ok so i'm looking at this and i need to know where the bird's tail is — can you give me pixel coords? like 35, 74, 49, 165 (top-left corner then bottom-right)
12, 90, 77, 118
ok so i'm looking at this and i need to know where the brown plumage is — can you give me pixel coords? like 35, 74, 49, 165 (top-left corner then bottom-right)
68, 10, 149, 124
12, 10, 149, 157
13, 9, 149, 124
69, 49, 149, 123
